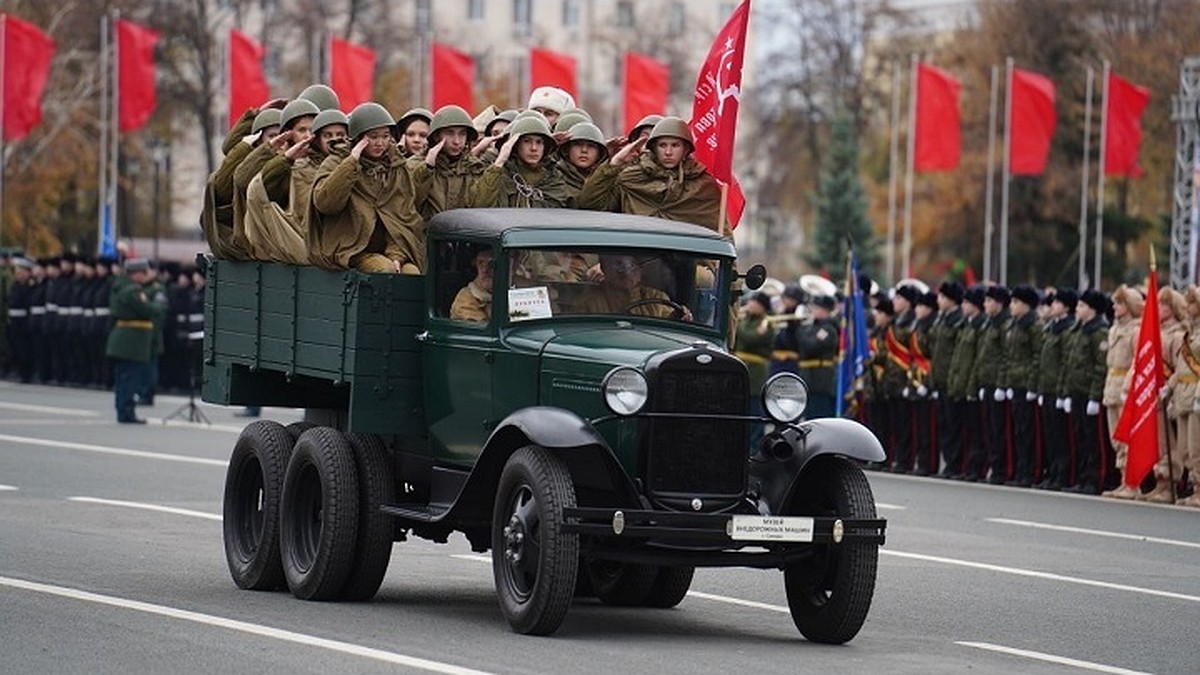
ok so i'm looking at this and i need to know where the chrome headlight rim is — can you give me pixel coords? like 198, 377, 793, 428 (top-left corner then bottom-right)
761, 372, 809, 423
601, 367, 649, 416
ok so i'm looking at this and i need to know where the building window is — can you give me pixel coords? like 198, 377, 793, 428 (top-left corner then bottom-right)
616, 1, 635, 28
562, 0, 581, 28
467, 0, 484, 21
668, 2, 686, 32
416, 0, 432, 32
514, 0, 532, 35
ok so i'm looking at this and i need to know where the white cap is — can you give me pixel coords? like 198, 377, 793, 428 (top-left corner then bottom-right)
527, 86, 575, 114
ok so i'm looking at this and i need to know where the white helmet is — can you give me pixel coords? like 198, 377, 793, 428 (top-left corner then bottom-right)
527, 86, 575, 114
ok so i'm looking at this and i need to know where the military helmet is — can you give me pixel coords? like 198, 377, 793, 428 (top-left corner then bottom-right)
559, 107, 593, 123
627, 113, 664, 142
396, 107, 433, 132
250, 108, 282, 134
297, 84, 340, 112
647, 116, 694, 153
429, 105, 480, 144
505, 116, 557, 151
564, 123, 609, 159
280, 99, 321, 131
486, 109, 519, 136
311, 109, 350, 136
553, 111, 590, 134
348, 102, 396, 140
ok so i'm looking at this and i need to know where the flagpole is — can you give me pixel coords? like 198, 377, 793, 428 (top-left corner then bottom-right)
983, 64, 998, 284
1, 16, 7, 249
110, 10, 121, 250
902, 54, 918, 279
717, 182, 729, 237
999, 57, 1013, 286
886, 59, 901, 285
98, 13, 109, 257
1094, 60, 1111, 288
1078, 65, 1094, 289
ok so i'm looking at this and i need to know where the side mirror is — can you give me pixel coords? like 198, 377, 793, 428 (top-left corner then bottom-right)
741, 264, 767, 291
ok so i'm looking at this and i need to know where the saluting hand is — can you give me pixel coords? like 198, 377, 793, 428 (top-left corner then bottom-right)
493, 132, 520, 167
268, 130, 293, 154
471, 134, 498, 157
350, 136, 370, 160
611, 136, 647, 167
551, 130, 571, 146
605, 136, 628, 158
425, 138, 444, 167
242, 130, 262, 146
284, 136, 311, 161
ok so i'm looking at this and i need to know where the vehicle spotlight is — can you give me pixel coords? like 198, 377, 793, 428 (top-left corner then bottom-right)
602, 367, 649, 416
762, 373, 808, 423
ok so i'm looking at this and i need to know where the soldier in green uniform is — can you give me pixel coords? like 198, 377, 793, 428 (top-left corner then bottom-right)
797, 294, 840, 419
411, 105, 488, 221
138, 264, 169, 406
1003, 285, 1043, 486
557, 123, 609, 208
1037, 289, 1078, 490
909, 291, 938, 474
931, 281, 965, 477
106, 259, 163, 424
468, 116, 571, 209
1060, 289, 1111, 494
971, 286, 1011, 482
734, 292, 776, 452
396, 107, 433, 159
949, 286, 987, 480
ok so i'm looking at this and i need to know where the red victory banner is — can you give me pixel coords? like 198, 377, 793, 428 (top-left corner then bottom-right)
913, 63, 961, 172
530, 48, 576, 98
690, 0, 750, 228
2, 15, 56, 141
330, 37, 376, 111
1008, 68, 1056, 176
623, 52, 668, 136
1113, 261, 1163, 488
1104, 72, 1151, 178
228, 29, 270, 129
116, 19, 159, 132
431, 43, 474, 111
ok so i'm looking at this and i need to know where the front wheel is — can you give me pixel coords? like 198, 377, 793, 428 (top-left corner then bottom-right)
783, 456, 878, 644
491, 446, 578, 635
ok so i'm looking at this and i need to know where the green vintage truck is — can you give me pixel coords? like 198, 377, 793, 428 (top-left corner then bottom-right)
204, 208, 887, 642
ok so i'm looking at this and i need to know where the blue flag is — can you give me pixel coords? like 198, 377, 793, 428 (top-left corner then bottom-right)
835, 249, 870, 417
99, 202, 117, 258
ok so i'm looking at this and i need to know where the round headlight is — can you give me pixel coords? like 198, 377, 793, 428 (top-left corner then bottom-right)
602, 367, 648, 416
762, 373, 808, 423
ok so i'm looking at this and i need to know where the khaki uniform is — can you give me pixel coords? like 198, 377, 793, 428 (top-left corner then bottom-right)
449, 281, 491, 322
240, 151, 328, 265
576, 154, 722, 230
410, 152, 488, 221
556, 158, 595, 208
1182, 326, 1200, 504
1102, 315, 1138, 470
1159, 317, 1187, 480
201, 110, 257, 259
575, 284, 673, 319
232, 143, 281, 257
467, 160, 571, 209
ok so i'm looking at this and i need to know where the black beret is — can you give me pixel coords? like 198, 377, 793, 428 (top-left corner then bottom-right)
985, 285, 1011, 304
1080, 289, 1110, 313
1041, 291, 1055, 306
917, 291, 938, 309
1054, 287, 1079, 310
812, 294, 836, 310
938, 280, 964, 304
875, 298, 895, 316
964, 285, 986, 309
1011, 285, 1040, 307
894, 284, 920, 304
746, 291, 772, 310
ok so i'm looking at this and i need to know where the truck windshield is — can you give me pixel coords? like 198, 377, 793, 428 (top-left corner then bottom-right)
505, 248, 724, 328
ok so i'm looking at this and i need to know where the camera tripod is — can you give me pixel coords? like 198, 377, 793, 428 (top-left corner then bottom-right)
163, 331, 210, 425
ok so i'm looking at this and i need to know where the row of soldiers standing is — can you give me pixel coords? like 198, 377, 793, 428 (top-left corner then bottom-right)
856, 279, 1199, 506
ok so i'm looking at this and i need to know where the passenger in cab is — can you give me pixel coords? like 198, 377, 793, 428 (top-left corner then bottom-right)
450, 248, 494, 322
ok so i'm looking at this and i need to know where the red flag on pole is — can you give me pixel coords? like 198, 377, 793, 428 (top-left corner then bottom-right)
690, 0, 750, 228
530, 48, 577, 98
1113, 264, 1162, 488
913, 63, 961, 172
1104, 72, 1150, 178
228, 29, 269, 129
431, 43, 474, 111
1008, 68, 1056, 176
2, 15, 56, 141
116, 19, 159, 132
330, 37, 375, 111
623, 52, 668, 136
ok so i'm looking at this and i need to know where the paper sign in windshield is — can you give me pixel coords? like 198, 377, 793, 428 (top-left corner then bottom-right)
508, 287, 554, 322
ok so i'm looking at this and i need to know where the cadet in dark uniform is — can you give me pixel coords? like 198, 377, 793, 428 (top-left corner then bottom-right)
868, 299, 905, 466
909, 291, 938, 474
28, 261, 48, 382
7, 258, 35, 382
1037, 289, 1078, 490
797, 294, 839, 419
950, 286, 987, 480
886, 285, 919, 471
90, 257, 116, 387
140, 264, 169, 404
931, 281, 965, 477
973, 285, 1011, 483
1061, 289, 1111, 494
107, 259, 163, 424
1003, 285, 1043, 486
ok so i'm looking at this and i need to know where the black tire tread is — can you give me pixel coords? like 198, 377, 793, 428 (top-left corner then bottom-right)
222, 420, 293, 591
644, 566, 695, 608
340, 433, 395, 601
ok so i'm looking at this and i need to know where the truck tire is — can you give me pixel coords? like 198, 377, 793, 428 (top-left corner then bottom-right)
644, 566, 695, 608
783, 456, 878, 644
285, 421, 315, 443
280, 427, 359, 601
223, 420, 293, 591
492, 446, 578, 635
340, 433, 395, 601
587, 561, 657, 607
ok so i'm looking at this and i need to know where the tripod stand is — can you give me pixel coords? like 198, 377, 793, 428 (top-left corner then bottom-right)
164, 331, 210, 425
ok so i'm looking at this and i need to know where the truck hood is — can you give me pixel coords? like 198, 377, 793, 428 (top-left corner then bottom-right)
501, 320, 722, 369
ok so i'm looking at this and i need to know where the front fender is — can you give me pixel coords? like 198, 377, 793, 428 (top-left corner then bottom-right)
447, 407, 642, 522
749, 417, 885, 516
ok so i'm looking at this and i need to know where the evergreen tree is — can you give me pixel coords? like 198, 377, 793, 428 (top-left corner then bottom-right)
807, 114, 879, 282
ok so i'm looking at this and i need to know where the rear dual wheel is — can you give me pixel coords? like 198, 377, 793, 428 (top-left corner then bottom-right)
223, 421, 293, 591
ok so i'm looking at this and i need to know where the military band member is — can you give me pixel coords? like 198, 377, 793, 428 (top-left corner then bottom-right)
734, 292, 777, 452
769, 285, 805, 377
908, 291, 938, 474
931, 281, 965, 477
1101, 285, 1144, 499
867, 298, 902, 466
798, 294, 840, 420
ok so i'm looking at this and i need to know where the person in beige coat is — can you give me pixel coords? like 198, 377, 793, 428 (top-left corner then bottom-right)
1101, 285, 1143, 499
1144, 287, 1189, 502
1178, 286, 1200, 506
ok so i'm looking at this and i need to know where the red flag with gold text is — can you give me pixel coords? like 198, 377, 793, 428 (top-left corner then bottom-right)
1113, 268, 1162, 488
2, 15, 56, 141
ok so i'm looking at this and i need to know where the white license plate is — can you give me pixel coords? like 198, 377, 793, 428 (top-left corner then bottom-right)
729, 515, 814, 542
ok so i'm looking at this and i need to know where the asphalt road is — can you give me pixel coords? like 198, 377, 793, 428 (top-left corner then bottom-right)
1, 381, 1197, 674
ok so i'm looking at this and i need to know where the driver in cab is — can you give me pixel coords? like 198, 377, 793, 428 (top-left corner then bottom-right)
576, 254, 691, 321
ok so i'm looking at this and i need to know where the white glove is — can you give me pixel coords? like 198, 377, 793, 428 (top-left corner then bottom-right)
1086, 400, 1101, 416
902, 387, 911, 398
1055, 397, 1064, 409
1006, 388, 1015, 400
932, 390, 940, 400
979, 388, 986, 401
917, 384, 929, 397
993, 388, 1006, 402
1026, 391, 1039, 402
1064, 397, 1073, 414
1037, 395, 1044, 406
855, 380, 864, 391
1160, 385, 1171, 401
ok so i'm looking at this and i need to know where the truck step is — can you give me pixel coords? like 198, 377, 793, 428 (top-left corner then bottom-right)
380, 503, 451, 522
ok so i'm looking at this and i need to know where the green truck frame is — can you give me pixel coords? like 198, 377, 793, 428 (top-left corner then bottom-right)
205, 208, 887, 641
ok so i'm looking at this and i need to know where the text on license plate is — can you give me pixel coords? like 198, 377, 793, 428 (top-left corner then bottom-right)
729, 515, 814, 542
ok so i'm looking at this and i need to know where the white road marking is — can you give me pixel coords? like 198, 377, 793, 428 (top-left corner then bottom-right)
875, 502, 906, 511
0, 401, 99, 417
150, 417, 246, 433
0, 419, 115, 427
686, 591, 789, 614
0, 433, 227, 467
451, 554, 491, 563
987, 517, 1200, 550
68, 497, 222, 522
956, 641, 1151, 675
0, 484, 17, 491
0, 575, 493, 675
884, 549, 1200, 603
